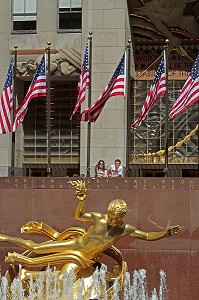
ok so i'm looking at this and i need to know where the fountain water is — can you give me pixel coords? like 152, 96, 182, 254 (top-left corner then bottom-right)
0, 265, 168, 300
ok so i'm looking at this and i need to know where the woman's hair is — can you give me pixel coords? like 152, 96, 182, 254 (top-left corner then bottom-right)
97, 160, 105, 170
108, 199, 128, 217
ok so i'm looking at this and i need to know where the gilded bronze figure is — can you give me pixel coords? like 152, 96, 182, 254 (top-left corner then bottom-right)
0, 180, 181, 282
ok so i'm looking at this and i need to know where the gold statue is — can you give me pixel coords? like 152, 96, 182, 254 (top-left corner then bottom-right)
0, 180, 181, 282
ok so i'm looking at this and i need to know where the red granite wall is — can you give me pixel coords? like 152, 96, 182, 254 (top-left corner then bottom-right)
0, 177, 198, 299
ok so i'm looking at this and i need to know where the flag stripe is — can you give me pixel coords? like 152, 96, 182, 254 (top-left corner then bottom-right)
13, 55, 46, 131
169, 79, 198, 118
169, 54, 199, 119
79, 53, 125, 123
0, 60, 13, 135
130, 55, 166, 128
70, 43, 89, 120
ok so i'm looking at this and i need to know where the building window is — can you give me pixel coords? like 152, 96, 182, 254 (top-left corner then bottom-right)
130, 80, 198, 166
58, 0, 82, 31
140, 170, 164, 177
182, 170, 199, 177
12, 0, 37, 32
22, 81, 80, 177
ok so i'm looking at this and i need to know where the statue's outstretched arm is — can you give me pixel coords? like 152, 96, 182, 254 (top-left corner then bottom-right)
69, 180, 93, 222
129, 225, 182, 241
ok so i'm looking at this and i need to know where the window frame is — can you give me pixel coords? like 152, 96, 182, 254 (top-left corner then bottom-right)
57, 0, 82, 33
130, 79, 199, 165
12, 0, 37, 34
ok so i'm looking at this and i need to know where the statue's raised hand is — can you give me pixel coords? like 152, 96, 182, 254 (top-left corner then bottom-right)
166, 225, 182, 237
69, 180, 87, 201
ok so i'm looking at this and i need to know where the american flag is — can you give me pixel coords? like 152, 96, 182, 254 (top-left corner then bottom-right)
70, 42, 89, 120
13, 54, 46, 132
0, 60, 13, 135
79, 53, 125, 123
130, 54, 166, 128
169, 54, 199, 119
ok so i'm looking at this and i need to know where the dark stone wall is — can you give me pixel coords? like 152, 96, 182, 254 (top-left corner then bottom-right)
0, 177, 198, 299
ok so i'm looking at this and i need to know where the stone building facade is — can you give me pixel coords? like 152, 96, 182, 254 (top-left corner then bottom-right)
0, 0, 198, 177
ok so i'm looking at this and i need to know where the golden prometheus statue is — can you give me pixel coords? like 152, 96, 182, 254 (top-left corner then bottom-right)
0, 180, 181, 298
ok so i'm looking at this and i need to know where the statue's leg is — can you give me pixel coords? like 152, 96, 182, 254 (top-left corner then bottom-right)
5, 252, 42, 266
0, 234, 38, 251
0, 234, 76, 254
5, 251, 66, 268
5, 250, 84, 270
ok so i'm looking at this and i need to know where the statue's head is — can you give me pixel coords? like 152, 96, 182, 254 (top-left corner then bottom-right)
107, 199, 128, 226
108, 199, 128, 217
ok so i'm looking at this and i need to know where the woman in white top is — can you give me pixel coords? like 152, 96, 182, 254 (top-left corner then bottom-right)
95, 160, 108, 177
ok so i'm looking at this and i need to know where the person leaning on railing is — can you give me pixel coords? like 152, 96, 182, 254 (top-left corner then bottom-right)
95, 160, 108, 177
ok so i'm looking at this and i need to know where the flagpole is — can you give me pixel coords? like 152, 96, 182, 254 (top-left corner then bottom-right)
10, 44, 18, 177
198, 101, 199, 174
163, 39, 169, 178
125, 40, 131, 177
87, 32, 92, 177
47, 42, 51, 177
